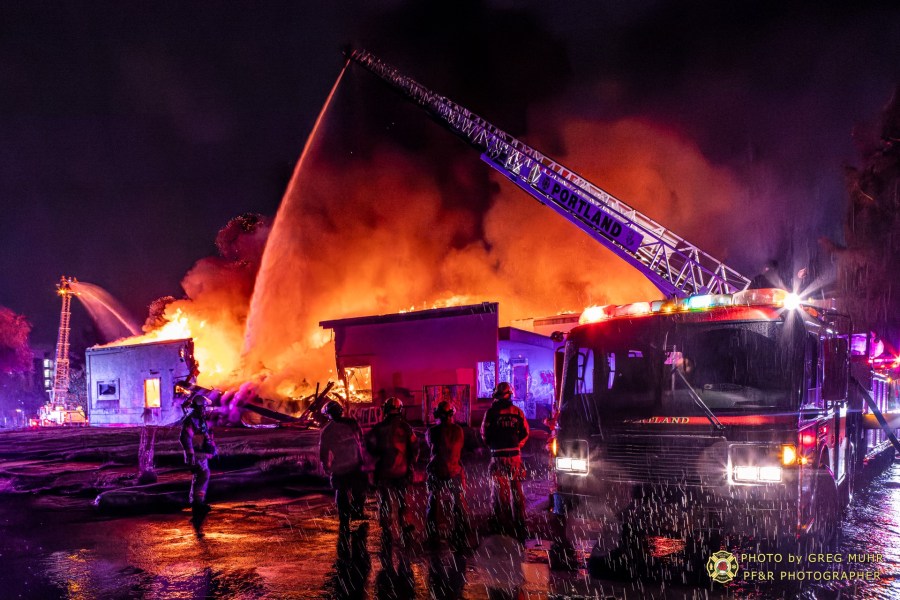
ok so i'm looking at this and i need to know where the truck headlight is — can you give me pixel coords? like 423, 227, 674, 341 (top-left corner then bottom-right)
733, 466, 759, 482
556, 456, 588, 474
732, 465, 782, 482
555, 439, 589, 475
729, 443, 791, 484
758, 466, 783, 482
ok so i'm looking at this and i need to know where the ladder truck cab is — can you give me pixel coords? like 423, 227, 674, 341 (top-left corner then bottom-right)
554, 288, 857, 561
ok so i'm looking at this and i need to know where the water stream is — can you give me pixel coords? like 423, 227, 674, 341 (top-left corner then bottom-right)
69, 281, 141, 342
241, 61, 350, 382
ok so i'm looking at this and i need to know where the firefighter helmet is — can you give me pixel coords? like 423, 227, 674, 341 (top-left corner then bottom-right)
181, 389, 211, 413
383, 397, 403, 414
493, 381, 513, 400
321, 400, 344, 420
191, 393, 212, 408
433, 400, 455, 420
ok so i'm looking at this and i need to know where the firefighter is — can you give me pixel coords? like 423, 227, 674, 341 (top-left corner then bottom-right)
319, 400, 368, 532
481, 381, 530, 541
177, 381, 218, 516
365, 397, 418, 552
425, 400, 471, 548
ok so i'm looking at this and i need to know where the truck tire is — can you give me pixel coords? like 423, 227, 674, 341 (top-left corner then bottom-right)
840, 441, 856, 509
548, 540, 579, 571
804, 475, 840, 555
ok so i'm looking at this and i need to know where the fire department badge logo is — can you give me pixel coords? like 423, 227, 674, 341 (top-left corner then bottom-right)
706, 550, 739, 584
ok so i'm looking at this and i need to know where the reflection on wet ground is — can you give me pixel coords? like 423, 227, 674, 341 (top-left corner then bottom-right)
0, 438, 897, 598
829, 460, 900, 599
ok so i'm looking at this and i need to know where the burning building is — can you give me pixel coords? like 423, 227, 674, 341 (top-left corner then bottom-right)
85, 338, 196, 426
319, 302, 559, 425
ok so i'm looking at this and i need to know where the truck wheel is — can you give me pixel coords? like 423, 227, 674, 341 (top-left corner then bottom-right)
805, 478, 840, 554
548, 540, 579, 571
840, 442, 856, 509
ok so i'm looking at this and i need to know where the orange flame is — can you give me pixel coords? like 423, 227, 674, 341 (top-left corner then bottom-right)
101, 306, 242, 389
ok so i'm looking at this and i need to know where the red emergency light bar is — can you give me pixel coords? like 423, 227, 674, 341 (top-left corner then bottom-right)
579, 288, 810, 325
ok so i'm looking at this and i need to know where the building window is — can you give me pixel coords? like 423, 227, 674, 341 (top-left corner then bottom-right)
477, 361, 496, 398
144, 378, 161, 408
343, 366, 372, 403
97, 380, 119, 400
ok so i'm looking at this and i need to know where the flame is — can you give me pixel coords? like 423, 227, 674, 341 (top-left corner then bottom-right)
328, 379, 370, 404
275, 381, 302, 399
101, 306, 242, 389
309, 329, 332, 349
398, 294, 477, 314
101, 308, 192, 346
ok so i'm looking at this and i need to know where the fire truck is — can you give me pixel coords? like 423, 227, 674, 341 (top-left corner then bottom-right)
37, 401, 88, 427
347, 51, 900, 570
554, 289, 856, 567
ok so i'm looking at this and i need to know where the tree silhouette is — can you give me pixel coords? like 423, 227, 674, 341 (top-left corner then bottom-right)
0, 306, 33, 375
839, 86, 900, 350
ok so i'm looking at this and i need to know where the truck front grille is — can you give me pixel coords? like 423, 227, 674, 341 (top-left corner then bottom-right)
601, 435, 727, 486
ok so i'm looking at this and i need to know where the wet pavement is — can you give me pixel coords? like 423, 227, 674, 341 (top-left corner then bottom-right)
0, 429, 897, 599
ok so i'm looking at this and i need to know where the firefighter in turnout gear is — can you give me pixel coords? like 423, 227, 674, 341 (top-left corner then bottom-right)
177, 381, 218, 515
481, 382, 530, 541
425, 400, 471, 548
365, 397, 418, 552
319, 400, 368, 531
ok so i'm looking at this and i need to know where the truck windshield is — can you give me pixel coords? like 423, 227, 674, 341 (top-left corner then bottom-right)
559, 317, 802, 429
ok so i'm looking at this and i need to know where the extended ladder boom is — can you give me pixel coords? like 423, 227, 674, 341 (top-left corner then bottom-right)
53, 276, 76, 403
348, 50, 750, 297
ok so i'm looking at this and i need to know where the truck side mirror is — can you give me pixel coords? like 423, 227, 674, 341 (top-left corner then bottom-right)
823, 337, 849, 402
554, 347, 566, 407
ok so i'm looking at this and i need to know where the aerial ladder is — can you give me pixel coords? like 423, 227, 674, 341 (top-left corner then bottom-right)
52, 276, 76, 404
40, 276, 87, 426
347, 50, 751, 298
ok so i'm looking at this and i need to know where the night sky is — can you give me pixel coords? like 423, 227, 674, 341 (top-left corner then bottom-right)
2, 1, 898, 347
